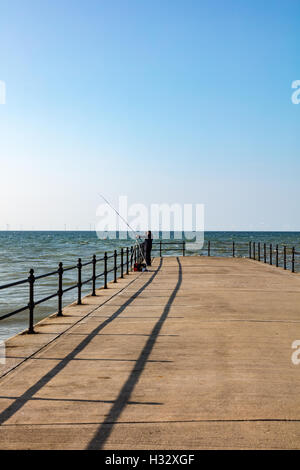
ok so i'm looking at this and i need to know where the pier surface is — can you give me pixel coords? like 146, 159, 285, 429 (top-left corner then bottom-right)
1, 256, 300, 449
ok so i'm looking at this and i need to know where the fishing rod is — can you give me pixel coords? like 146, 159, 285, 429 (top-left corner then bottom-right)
98, 194, 147, 265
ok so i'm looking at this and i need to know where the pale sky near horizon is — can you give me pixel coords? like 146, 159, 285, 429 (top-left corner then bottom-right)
0, 0, 300, 231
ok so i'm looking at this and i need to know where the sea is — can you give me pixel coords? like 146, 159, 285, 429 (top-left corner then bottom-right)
0, 231, 299, 342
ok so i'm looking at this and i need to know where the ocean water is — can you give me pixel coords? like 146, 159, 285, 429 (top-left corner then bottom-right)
0, 231, 299, 341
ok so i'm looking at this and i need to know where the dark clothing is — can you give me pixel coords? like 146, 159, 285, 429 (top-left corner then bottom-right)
144, 238, 152, 266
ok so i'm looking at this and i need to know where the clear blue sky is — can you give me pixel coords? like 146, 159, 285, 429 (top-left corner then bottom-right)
0, 0, 299, 230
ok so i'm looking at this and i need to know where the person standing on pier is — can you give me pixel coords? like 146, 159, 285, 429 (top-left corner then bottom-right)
144, 231, 152, 266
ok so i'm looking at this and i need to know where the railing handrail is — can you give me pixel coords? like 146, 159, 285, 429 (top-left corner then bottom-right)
0, 239, 297, 294
0, 244, 136, 329
0, 241, 184, 332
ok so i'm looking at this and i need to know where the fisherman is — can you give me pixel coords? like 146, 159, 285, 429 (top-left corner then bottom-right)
143, 231, 152, 266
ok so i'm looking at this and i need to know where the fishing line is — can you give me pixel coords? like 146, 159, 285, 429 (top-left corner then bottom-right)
98, 194, 147, 265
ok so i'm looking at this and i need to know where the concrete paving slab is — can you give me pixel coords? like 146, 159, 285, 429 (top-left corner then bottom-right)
0, 256, 300, 449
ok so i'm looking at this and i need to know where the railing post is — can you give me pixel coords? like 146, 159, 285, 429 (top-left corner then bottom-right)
276, 244, 279, 267
104, 252, 108, 288
77, 258, 82, 305
114, 250, 117, 282
126, 247, 129, 275
292, 247, 295, 273
121, 248, 124, 278
258, 242, 261, 262
253, 242, 256, 260
92, 255, 96, 296
284, 246, 287, 270
249, 241, 251, 259
264, 243, 266, 263
232, 241, 235, 257
183, 241, 185, 257
57, 262, 63, 316
208, 240, 210, 257
130, 246, 133, 270
28, 268, 35, 334
269, 244, 272, 265
159, 240, 162, 257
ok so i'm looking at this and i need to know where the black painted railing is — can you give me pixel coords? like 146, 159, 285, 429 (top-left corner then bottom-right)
0, 241, 185, 334
202, 240, 300, 274
248, 241, 300, 273
152, 240, 186, 257
205, 240, 249, 258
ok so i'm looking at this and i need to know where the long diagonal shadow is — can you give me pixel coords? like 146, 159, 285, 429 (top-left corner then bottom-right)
87, 257, 182, 449
0, 259, 163, 425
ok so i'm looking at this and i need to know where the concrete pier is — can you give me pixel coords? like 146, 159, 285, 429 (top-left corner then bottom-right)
0, 256, 300, 449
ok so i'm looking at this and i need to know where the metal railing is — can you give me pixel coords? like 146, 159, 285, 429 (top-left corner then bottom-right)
204, 240, 249, 258
0, 241, 185, 334
202, 240, 300, 274
248, 241, 300, 273
0, 246, 138, 334
152, 240, 186, 257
